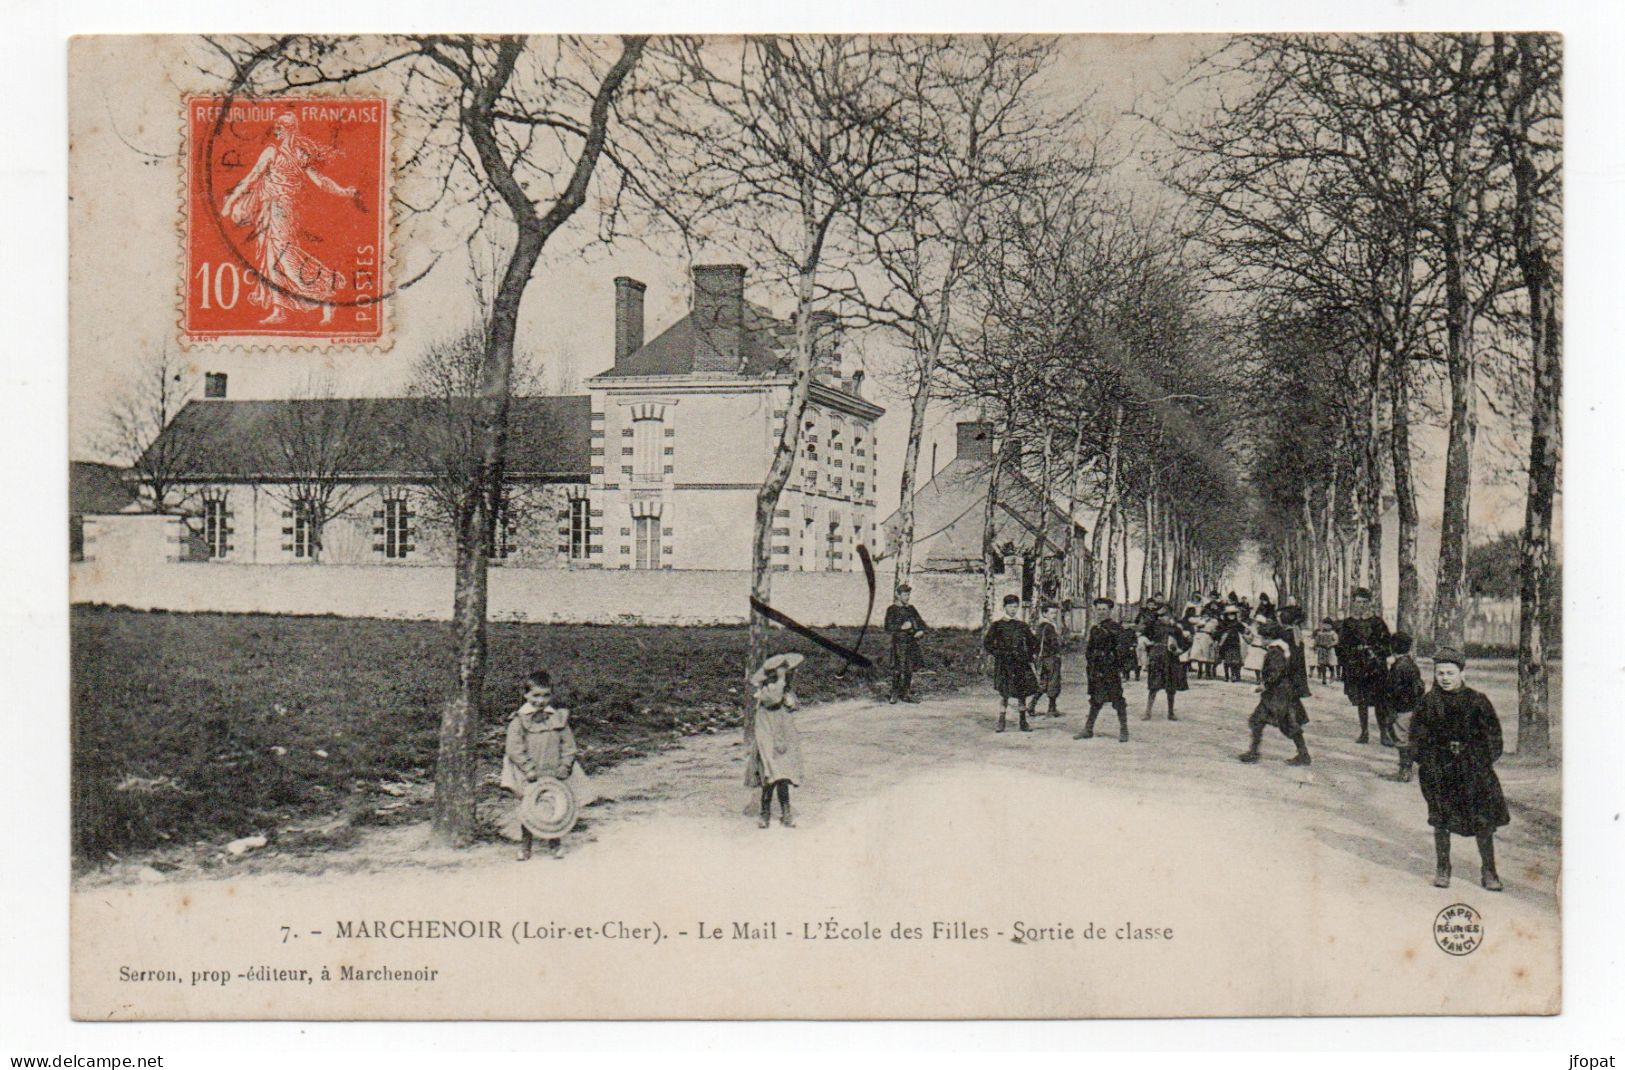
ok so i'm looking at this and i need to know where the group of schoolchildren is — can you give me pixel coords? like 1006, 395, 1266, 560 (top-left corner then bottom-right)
497, 584, 1511, 893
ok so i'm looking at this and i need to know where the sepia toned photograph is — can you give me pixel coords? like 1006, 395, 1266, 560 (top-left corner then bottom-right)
66, 31, 1562, 1020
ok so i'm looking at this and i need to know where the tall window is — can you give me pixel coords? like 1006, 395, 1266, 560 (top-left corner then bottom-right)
634, 515, 660, 569
826, 521, 840, 571
632, 417, 663, 481
383, 498, 410, 559
292, 501, 317, 559
569, 498, 592, 560
203, 495, 230, 559
490, 491, 515, 560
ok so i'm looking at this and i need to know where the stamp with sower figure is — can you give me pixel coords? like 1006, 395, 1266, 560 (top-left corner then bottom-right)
183, 96, 389, 346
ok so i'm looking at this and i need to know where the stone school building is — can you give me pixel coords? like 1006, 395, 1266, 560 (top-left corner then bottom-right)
123, 265, 884, 575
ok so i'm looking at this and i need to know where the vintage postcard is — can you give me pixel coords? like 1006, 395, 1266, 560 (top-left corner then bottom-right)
68, 33, 1562, 1020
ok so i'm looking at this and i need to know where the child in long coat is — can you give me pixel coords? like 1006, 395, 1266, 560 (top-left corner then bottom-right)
984, 594, 1040, 732
1035, 602, 1065, 716
1142, 611, 1190, 722
745, 652, 806, 828
1077, 596, 1129, 742
1237, 623, 1311, 766
1312, 619, 1340, 683
1410, 648, 1510, 891
502, 670, 583, 860
1116, 621, 1141, 682
1378, 632, 1427, 778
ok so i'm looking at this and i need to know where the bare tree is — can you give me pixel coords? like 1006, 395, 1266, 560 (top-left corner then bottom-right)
1493, 32, 1561, 756
850, 36, 1069, 600
672, 36, 924, 720
256, 384, 373, 563
94, 348, 200, 514
396, 324, 548, 541
199, 33, 650, 844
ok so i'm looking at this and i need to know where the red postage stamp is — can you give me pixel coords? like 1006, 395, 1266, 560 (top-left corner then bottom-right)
183, 96, 389, 346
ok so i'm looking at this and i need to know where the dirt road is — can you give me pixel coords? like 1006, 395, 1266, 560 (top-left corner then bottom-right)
72, 656, 1561, 1019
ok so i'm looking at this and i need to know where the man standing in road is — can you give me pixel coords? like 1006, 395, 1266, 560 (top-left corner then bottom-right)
884, 583, 928, 704
1337, 587, 1393, 744
1076, 595, 1129, 743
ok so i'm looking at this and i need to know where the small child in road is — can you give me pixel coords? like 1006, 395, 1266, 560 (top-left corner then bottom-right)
501, 670, 578, 861
746, 652, 806, 828
1312, 618, 1340, 684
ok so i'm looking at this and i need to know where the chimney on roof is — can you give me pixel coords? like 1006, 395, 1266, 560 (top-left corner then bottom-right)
809, 310, 840, 375
956, 421, 992, 462
613, 276, 646, 365
692, 264, 745, 374
849, 369, 865, 397
204, 372, 228, 399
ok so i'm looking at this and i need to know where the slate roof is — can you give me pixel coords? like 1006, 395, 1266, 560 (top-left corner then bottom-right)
593, 301, 796, 378
143, 396, 591, 481
69, 461, 138, 514
881, 455, 1089, 570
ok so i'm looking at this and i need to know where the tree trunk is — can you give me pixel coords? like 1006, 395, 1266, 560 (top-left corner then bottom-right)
891, 269, 960, 596
980, 411, 1013, 630
1506, 36, 1560, 757
1361, 372, 1385, 613
1121, 501, 1134, 604
1061, 420, 1085, 601
1432, 258, 1478, 650
1104, 500, 1120, 601
1031, 426, 1055, 619
891, 375, 932, 595
1390, 355, 1421, 636
1089, 403, 1125, 565
750, 211, 835, 749
429, 36, 643, 847
1137, 495, 1151, 606
434, 219, 543, 846
1139, 491, 1155, 602
1431, 38, 1485, 652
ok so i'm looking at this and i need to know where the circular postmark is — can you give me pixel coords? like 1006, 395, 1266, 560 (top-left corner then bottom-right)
1434, 903, 1484, 956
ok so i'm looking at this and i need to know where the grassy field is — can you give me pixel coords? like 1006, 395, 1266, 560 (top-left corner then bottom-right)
70, 606, 988, 861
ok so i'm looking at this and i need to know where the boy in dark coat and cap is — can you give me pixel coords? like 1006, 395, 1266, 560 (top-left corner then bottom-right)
883, 583, 928, 704
1410, 648, 1510, 891
1076, 595, 1129, 743
984, 594, 1040, 733
1376, 631, 1426, 762
1035, 602, 1065, 716
1237, 623, 1312, 766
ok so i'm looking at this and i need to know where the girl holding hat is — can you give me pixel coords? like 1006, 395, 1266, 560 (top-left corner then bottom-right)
746, 652, 806, 828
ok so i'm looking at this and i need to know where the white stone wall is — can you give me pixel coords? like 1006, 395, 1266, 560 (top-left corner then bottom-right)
79, 514, 191, 566
70, 560, 989, 629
